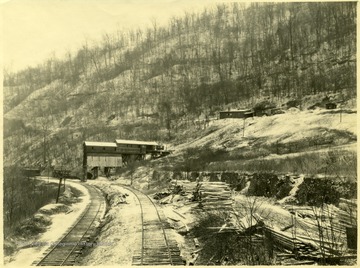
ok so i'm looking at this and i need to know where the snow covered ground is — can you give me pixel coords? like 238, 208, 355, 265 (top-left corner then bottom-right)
5, 178, 90, 266
174, 108, 356, 152
79, 179, 142, 265
79, 178, 190, 265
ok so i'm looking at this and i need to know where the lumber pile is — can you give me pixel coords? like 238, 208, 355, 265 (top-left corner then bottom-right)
338, 199, 357, 228
168, 180, 234, 210
195, 181, 233, 210
264, 226, 346, 261
170, 180, 197, 194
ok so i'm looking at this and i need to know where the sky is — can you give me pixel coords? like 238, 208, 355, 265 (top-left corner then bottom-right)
2, 0, 239, 72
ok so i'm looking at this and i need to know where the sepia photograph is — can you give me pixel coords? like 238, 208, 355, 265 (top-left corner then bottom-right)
2, 0, 357, 266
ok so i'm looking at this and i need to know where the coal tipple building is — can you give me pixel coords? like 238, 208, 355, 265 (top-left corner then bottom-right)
83, 139, 168, 180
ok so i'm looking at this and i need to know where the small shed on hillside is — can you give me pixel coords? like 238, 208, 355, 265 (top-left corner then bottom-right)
219, 109, 254, 119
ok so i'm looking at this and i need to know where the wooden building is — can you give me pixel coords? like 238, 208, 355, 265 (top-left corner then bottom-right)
219, 109, 254, 119
83, 139, 171, 180
83, 141, 123, 180
115, 139, 157, 154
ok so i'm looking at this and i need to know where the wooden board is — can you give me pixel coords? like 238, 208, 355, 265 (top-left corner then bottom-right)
87, 155, 122, 167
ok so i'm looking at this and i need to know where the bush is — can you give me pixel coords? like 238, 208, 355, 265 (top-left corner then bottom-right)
192, 211, 273, 265
334, 179, 357, 199
286, 99, 301, 108
221, 172, 247, 191
296, 177, 341, 206
209, 172, 221, 181
4, 240, 17, 256
14, 214, 52, 237
248, 173, 279, 197
189, 172, 200, 181
275, 176, 293, 199
253, 100, 276, 116
247, 173, 293, 199
3, 165, 59, 236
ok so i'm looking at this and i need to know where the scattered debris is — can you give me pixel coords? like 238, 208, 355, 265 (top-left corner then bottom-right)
188, 252, 199, 265
153, 191, 171, 200
106, 192, 128, 206
193, 238, 200, 248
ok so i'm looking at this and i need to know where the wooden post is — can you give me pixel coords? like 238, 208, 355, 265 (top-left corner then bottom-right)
56, 178, 63, 204
340, 107, 342, 123
243, 118, 246, 137
83, 142, 87, 182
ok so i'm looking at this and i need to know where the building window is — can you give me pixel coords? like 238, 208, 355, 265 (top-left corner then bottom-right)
114, 148, 117, 151
103, 147, 105, 150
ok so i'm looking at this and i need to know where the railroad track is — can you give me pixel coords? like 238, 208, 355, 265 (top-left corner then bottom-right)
33, 183, 105, 266
122, 186, 184, 265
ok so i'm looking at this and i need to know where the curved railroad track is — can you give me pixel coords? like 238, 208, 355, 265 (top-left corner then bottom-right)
122, 186, 184, 266
34, 183, 105, 266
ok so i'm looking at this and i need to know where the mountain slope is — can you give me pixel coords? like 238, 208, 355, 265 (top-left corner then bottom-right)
3, 2, 357, 169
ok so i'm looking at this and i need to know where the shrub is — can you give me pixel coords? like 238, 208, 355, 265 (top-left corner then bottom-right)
221, 172, 247, 191
248, 173, 279, 197
192, 211, 273, 265
14, 214, 52, 237
209, 172, 220, 181
189, 172, 200, 181
296, 177, 341, 206
286, 99, 301, 108
253, 100, 276, 116
3, 165, 59, 236
275, 176, 293, 199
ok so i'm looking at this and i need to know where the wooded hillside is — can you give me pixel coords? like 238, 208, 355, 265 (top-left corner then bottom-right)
3, 2, 356, 169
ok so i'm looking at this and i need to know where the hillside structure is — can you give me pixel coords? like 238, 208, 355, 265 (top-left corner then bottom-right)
83, 139, 170, 180
219, 109, 254, 119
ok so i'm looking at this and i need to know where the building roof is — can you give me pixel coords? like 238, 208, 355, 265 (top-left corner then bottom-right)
84, 141, 117, 147
220, 109, 252, 113
115, 139, 158, 146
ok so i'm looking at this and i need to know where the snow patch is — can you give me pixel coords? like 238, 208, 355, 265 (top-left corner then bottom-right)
5, 179, 90, 266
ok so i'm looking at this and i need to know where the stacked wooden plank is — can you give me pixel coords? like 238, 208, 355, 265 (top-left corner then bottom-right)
265, 227, 303, 251
169, 180, 233, 210
264, 226, 346, 261
338, 198, 357, 228
170, 180, 197, 194
197, 182, 233, 210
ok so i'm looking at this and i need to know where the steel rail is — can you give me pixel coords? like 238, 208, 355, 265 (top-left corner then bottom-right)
60, 186, 103, 265
122, 186, 182, 265
35, 184, 103, 266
